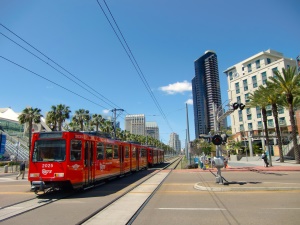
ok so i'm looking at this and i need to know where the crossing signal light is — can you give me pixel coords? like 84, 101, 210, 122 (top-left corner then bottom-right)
212, 135, 222, 145
232, 102, 245, 110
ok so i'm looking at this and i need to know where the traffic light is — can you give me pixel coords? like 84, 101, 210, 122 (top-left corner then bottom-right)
232, 102, 245, 110
212, 135, 222, 145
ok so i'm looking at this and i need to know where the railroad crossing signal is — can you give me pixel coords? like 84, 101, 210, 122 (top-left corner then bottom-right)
232, 102, 245, 110
212, 135, 223, 145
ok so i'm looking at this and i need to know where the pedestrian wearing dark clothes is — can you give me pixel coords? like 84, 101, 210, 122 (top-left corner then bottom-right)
16, 161, 26, 180
261, 153, 269, 167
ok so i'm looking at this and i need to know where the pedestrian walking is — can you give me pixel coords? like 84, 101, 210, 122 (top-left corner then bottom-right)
261, 152, 269, 167
16, 161, 26, 180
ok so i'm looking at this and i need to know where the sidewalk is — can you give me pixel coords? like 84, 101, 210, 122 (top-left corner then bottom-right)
226, 158, 300, 172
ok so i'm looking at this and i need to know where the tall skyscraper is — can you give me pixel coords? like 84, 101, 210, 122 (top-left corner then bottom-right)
169, 132, 181, 153
125, 114, 146, 136
192, 50, 222, 138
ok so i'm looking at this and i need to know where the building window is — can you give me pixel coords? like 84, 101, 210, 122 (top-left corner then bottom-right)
267, 58, 271, 64
245, 93, 250, 103
266, 110, 272, 117
272, 67, 278, 78
243, 79, 248, 91
261, 71, 267, 85
247, 63, 252, 72
255, 59, 260, 69
257, 121, 262, 128
240, 124, 244, 131
278, 106, 284, 114
246, 108, 251, 114
238, 110, 243, 122
267, 119, 274, 127
256, 107, 261, 119
235, 82, 240, 94
252, 75, 257, 88
237, 96, 241, 103
229, 71, 233, 80
279, 117, 286, 126
248, 123, 253, 130
247, 114, 252, 120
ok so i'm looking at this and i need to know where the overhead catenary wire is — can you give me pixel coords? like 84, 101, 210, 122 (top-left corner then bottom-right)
96, 0, 173, 132
0, 23, 126, 114
1, 55, 107, 109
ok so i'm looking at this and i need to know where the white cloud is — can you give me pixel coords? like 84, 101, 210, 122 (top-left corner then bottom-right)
185, 99, 193, 105
160, 80, 192, 95
102, 109, 110, 114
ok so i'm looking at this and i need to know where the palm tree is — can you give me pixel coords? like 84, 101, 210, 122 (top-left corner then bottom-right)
269, 67, 300, 164
72, 109, 90, 131
56, 104, 71, 131
90, 114, 105, 132
18, 107, 42, 151
47, 104, 71, 131
46, 105, 57, 131
248, 86, 272, 165
264, 82, 284, 162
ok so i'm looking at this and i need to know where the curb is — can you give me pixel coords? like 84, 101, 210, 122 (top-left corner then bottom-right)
194, 182, 300, 192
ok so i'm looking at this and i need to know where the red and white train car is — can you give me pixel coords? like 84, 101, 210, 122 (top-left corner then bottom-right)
28, 131, 164, 192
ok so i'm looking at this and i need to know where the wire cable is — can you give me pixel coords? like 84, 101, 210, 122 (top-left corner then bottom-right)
1, 55, 107, 109
96, 0, 173, 132
0, 23, 125, 113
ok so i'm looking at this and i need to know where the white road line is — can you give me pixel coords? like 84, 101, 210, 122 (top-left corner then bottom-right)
158, 208, 226, 211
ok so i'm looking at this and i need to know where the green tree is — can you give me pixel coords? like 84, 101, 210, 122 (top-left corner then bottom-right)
18, 107, 42, 151
90, 114, 105, 132
263, 82, 284, 162
269, 67, 300, 164
46, 104, 71, 131
72, 109, 90, 131
248, 86, 272, 164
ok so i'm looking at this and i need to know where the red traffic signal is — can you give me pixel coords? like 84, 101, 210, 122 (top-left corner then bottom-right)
212, 135, 222, 145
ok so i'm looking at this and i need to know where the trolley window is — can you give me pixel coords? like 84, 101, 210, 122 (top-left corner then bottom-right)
106, 144, 113, 159
32, 139, 66, 162
132, 147, 136, 158
141, 149, 146, 157
113, 145, 119, 159
97, 142, 104, 160
125, 146, 129, 158
70, 140, 82, 161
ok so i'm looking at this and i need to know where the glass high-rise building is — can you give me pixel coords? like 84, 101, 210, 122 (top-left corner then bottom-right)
192, 50, 222, 138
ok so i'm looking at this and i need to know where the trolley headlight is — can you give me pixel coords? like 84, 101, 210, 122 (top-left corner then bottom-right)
54, 173, 64, 177
29, 173, 40, 177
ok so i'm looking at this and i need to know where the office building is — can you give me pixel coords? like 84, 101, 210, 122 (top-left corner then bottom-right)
192, 50, 223, 138
145, 122, 160, 140
223, 49, 296, 141
169, 132, 181, 153
125, 114, 146, 136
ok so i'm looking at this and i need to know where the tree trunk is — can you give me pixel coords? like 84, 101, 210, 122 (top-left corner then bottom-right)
288, 103, 300, 164
272, 104, 284, 162
262, 108, 272, 166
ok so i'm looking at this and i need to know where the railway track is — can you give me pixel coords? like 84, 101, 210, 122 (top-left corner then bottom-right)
0, 156, 182, 224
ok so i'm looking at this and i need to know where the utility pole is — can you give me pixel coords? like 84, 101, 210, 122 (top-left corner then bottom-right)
111, 108, 124, 139
186, 103, 191, 165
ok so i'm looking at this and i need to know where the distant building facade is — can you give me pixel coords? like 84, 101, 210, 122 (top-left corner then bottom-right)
223, 49, 297, 141
125, 114, 146, 136
145, 122, 159, 140
192, 50, 224, 138
169, 132, 181, 153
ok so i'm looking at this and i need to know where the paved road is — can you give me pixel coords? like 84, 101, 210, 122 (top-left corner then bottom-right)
1, 159, 300, 225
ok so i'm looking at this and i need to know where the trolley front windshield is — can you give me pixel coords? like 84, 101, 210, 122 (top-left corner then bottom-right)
32, 139, 66, 162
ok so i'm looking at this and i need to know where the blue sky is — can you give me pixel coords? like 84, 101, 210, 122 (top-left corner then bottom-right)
1, 0, 299, 145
